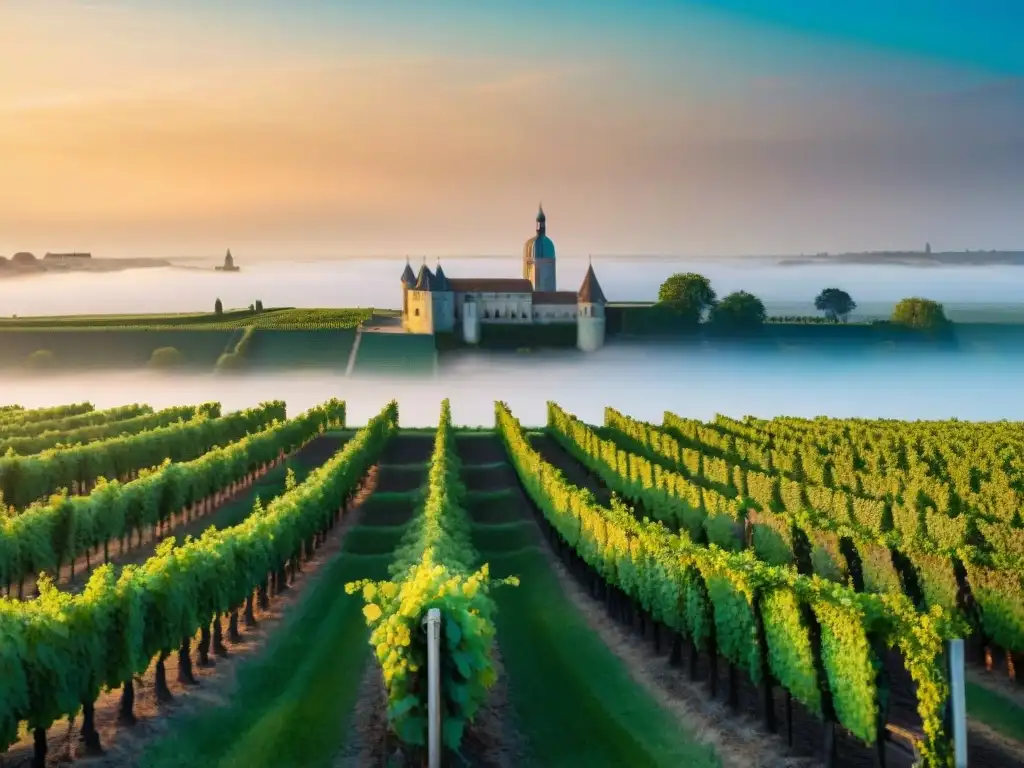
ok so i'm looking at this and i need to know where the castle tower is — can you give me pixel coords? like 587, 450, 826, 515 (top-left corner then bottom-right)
400, 257, 416, 322
405, 261, 436, 334
522, 204, 556, 291
576, 260, 606, 352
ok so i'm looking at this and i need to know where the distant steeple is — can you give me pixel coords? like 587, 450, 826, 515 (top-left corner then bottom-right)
536, 203, 546, 236
224, 249, 234, 269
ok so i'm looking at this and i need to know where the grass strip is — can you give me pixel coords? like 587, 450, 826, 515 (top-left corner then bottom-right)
482, 546, 720, 768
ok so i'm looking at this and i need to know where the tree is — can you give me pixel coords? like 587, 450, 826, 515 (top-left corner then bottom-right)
709, 291, 766, 331
891, 297, 949, 331
149, 347, 185, 369
214, 298, 223, 316
656, 273, 717, 324
25, 349, 56, 370
814, 288, 857, 323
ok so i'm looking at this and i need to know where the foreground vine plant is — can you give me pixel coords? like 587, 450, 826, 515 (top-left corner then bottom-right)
347, 399, 517, 755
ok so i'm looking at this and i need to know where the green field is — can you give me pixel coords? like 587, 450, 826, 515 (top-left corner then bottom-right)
0, 309, 436, 372
0, 307, 374, 330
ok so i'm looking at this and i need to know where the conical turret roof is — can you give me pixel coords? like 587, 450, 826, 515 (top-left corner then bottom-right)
578, 263, 606, 304
434, 262, 451, 291
401, 258, 416, 286
414, 263, 435, 291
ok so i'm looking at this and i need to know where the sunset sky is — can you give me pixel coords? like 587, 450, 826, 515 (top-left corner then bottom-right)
1, 0, 1022, 258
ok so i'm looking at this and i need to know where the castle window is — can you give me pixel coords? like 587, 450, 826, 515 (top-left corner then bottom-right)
494, 308, 501, 319
483, 309, 490, 318
414, 308, 420, 317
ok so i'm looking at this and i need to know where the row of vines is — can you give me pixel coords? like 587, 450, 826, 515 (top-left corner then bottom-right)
0, 404, 219, 457
348, 399, 515, 756
0, 401, 287, 510
0, 399, 398, 765
502, 401, 959, 766
0, 403, 95, 429
0, 399, 346, 595
614, 409, 1024, 660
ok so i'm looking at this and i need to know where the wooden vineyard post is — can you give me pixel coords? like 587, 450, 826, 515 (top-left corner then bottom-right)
947, 638, 968, 768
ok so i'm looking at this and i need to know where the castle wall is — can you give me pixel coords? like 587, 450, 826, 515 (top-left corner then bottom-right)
532, 303, 577, 324
431, 291, 455, 332
454, 292, 533, 324
405, 290, 435, 334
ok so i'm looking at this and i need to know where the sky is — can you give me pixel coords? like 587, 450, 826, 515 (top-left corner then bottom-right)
1, 0, 1022, 259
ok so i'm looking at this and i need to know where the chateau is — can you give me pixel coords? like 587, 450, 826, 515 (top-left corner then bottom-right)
400, 206, 607, 351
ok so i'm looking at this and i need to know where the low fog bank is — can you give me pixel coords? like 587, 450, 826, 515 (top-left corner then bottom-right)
4, 343, 1022, 425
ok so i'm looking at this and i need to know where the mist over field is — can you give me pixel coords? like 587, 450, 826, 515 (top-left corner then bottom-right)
4, 340, 1021, 426
2, 258, 1020, 423
4, 258, 1024, 320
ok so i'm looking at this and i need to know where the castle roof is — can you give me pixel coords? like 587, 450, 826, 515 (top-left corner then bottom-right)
401, 259, 416, 286
533, 291, 577, 305
434, 263, 451, 291
414, 263, 435, 291
448, 278, 533, 294
578, 264, 606, 304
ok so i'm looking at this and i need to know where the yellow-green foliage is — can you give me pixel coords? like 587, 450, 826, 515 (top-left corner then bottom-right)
0, 400, 394, 751
507, 402, 960, 766
347, 400, 517, 751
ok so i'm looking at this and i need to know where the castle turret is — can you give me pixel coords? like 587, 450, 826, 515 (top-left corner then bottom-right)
406, 261, 436, 333
576, 260, 606, 352
522, 204, 556, 291
400, 257, 416, 321
431, 260, 455, 332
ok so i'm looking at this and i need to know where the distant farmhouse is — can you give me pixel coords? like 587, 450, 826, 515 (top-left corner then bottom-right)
216, 249, 240, 272
400, 206, 607, 352
44, 252, 92, 261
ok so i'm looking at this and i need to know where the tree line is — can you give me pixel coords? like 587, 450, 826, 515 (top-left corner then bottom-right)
656, 273, 950, 332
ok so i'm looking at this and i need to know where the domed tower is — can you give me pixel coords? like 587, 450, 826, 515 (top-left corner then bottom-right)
400, 257, 416, 321
576, 260, 606, 352
522, 204, 556, 291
